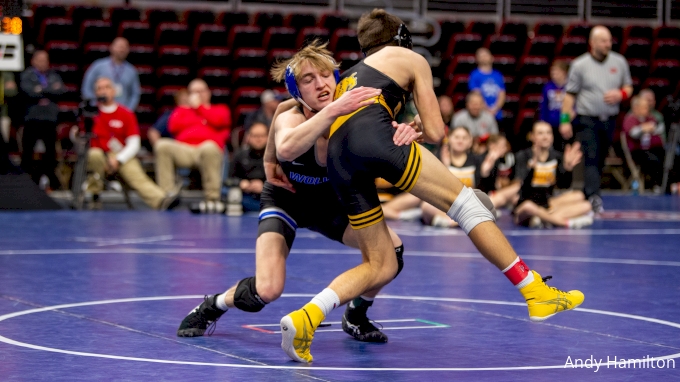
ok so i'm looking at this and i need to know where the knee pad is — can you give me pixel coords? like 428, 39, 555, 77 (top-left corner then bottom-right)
447, 186, 496, 235
394, 244, 405, 279
233, 277, 267, 313
473, 189, 497, 218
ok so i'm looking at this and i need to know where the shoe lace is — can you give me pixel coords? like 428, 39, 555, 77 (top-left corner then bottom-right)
187, 295, 220, 336
541, 275, 568, 295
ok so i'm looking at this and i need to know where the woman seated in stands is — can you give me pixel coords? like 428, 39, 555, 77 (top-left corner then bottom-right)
623, 95, 666, 193
512, 121, 593, 228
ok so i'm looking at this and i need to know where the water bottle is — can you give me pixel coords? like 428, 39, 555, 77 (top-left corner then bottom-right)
632, 180, 639, 196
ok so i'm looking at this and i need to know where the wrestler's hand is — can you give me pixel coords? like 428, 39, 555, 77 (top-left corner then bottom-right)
265, 160, 296, 193
392, 120, 422, 146
331, 86, 381, 117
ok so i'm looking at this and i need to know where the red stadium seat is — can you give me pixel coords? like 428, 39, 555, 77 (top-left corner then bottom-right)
109, 7, 141, 30
69, 6, 103, 27
557, 36, 587, 58
627, 59, 649, 82
211, 87, 232, 106
649, 59, 680, 81
654, 26, 680, 40
156, 86, 184, 108
336, 51, 362, 72
80, 20, 114, 47
445, 54, 477, 78
517, 76, 549, 95
158, 46, 192, 68
253, 12, 284, 29
264, 27, 297, 50
620, 38, 651, 60
184, 10, 216, 30
297, 27, 330, 48
466, 21, 496, 40
514, 108, 537, 147
234, 105, 260, 127
231, 86, 266, 109
642, 78, 671, 98
139, 85, 156, 106
652, 38, 680, 60
486, 35, 520, 57
499, 22, 527, 41
32, 4, 66, 30
135, 65, 156, 87
445, 74, 470, 96
51, 64, 81, 85
329, 28, 360, 53
519, 94, 543, 111
39, 18, 76, 45
493, 54, 516, 76
145, 9, 178, 31
284, 14, 316, 29
533, 22, 563, 39
119, 21, 153, 46
157, 66, 191, 87
156, 22, 190, 47
445, 33, 483, 57
503, 93, 520, 115
566, 23, 591, 38
127, 44, 155, 67
623, 25, 653, 41
267, 48, 296, 66
218, 12, 250, 30
318, 14, 349, 32
232, 68, 268, 89
228, 26, 263, 50
233, 48, 268, 69
198, 48, 231, 70
193, 24, 228, 49
435, 20, 465, 52
524, 35, 556, 59
517, 55, 550, 78
46, 41, 79, 65
199, 67, 232, 89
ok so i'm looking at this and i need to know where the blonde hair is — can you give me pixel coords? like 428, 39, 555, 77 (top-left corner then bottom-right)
271, 40, 339, 83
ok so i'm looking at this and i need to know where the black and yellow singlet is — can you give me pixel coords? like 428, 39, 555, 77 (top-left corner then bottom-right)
327, 61, 423, 230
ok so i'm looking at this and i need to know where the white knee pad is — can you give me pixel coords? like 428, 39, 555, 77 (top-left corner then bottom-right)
446, 186, 496, 235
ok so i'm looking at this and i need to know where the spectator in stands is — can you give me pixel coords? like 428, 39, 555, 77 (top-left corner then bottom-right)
20, 50, 64, 190
155, 79, 232, 206
469, 47, 505, 120
623, 96, 666, 192
539, 59, 570, 151
147, 89, 189, 148
638, 88, 665, 133
85, 77, 178, 210
81, 37, 141, 111
230, 121, 267, 212
1, 72, 18, 145
244, 90, 280, 131
451, 91, 498, 153
560, 25, 632, 212
512, 121, 592, 229
438, 95, 454, 126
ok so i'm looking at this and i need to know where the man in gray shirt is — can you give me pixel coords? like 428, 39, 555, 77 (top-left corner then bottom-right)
560, 26, 633, 211
452, 91, 499, 152
81, 38, 141, 111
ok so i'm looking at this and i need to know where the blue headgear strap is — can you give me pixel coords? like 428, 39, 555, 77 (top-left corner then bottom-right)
284, 58, 340, 113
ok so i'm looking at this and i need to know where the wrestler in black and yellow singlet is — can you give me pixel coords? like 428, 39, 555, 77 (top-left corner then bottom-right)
328, 61, 422, 230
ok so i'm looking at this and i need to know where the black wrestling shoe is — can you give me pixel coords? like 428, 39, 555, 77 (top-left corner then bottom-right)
177, 294, 226, 337
341, 309, 388, 343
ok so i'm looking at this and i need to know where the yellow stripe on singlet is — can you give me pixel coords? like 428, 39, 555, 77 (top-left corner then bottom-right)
329, 95, 394, 137
348, 205, 384, 230
393, 142, 422, 193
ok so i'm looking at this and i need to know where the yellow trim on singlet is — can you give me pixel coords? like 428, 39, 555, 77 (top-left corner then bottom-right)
329, 95, 394, 137
348, 206, 384, 230
393, 142, 422, 193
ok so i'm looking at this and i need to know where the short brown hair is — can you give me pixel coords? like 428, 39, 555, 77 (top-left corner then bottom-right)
357, 9, 404, 55
270, 40, 339, 83
551, 59, 569, 73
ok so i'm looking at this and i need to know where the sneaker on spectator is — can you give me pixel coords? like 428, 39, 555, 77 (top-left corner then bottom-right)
588, 194, 604, 214
190, 200, 226, 214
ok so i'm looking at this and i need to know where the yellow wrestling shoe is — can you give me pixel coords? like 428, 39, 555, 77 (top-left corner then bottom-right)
520, 270, 585, 322
280, 303, 324, 363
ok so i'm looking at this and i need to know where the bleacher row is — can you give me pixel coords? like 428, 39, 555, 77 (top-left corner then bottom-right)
27, 4, 357, 132
434, 20, 680, 143
26, 4, 680, 144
